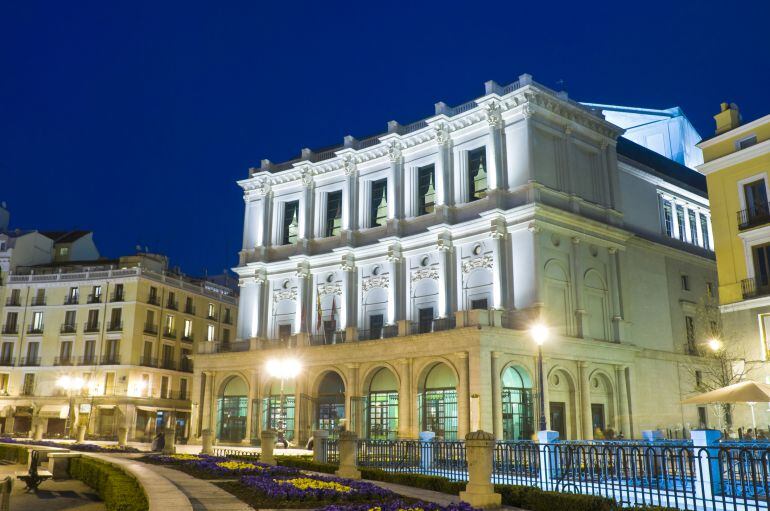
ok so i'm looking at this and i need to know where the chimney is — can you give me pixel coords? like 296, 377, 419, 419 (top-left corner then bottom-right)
714, 102, 741, 135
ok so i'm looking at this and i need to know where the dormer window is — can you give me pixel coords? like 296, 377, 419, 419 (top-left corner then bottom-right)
737, 135, 758, 150
417, 164, 436, 216
283, 201, 300, 245
370, 179, 387, 228
325, 191, 343, 237
468, 147, 487, 201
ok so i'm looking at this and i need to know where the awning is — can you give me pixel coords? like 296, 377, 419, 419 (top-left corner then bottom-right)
38, 405, 68, 419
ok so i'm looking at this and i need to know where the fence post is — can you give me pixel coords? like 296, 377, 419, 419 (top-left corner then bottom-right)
460, 430, 501, 509
419, 431, 435, 470
335, 430, 361, 480
313, 430, 329, 464
537, 430, 560, 491
163, 424, 176, 454
76, 424, 87, 444
691, 429, 722, 501
117, 426, 128, 447
261, 430, 276, 465
201, 429, 213, 454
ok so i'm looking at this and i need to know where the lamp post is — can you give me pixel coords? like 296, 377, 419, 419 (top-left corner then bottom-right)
57, 375, 85, 439
530, 323, 549, 431
265, 357, 301, 443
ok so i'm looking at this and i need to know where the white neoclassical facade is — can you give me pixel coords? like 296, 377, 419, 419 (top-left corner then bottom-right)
192, 74, 719, 445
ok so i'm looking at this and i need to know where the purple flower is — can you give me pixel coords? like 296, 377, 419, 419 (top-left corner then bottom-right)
318, 500, 479, 511
240, 474, 394, 502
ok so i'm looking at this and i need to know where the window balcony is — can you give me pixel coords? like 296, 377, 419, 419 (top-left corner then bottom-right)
1, 324, 18, 335
0, 357, 15, 366
143, 323, 158, 335
87, 294, 102, 304
5, 297, 20, 307
19, 357, 41, 367
215, 340, 250, 353
181, 333, 194, 342
160, 358, 176, 370
139, 356, 158, 368
222, 314, 232, 325
64, 296, 80, 305
20, 386, 34, 396
110, 292, 124, 302
54, 356, 75, 366
206, 313, 218, 321
30, 297, 46, 306
179, 358, 193, 373
358, 325, 399, 342
147, 295, 160, 306
184, 305, 196, 315
166, 300, 178, 311
77, 355, 97, 365
742, 277, 770, 299
60, 323, 77, 334
163, 328, 177, 339
309, 331, 346, 346
84, 322, 100, 333
738, 204, 770, 230
26, 325, 44, 335
100, 354, 121, 365
107, 321, 123, 332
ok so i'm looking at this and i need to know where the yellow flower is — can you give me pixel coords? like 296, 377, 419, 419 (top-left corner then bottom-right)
278, 478, 352, 493
171, 454, 201, 461
216, 461, 261, 471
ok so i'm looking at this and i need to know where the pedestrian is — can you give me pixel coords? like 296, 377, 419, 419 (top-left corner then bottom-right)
151, 431, 165, 452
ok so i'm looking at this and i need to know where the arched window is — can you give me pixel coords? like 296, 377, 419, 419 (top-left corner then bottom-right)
217, 376, 248, 442
501, 366, 534, 441
418, 363, 458, 439
316, 372, 345, 433
366, 368, 399, 440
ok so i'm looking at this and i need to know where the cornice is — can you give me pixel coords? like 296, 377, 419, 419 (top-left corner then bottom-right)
696, 138, 770, 175
697, 113, 770, 149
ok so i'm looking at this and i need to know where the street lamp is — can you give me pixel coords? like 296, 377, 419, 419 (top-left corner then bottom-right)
265, 358, 301, 443
57, 375, 85, 438
708, 338, 722, 353
530, 323, 549, 432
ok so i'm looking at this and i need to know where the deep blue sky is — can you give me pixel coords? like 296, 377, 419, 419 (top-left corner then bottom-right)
1, 1, 769, 276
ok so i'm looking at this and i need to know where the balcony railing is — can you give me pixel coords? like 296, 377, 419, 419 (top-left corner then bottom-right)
19, 357, 41, 367
30, 297, 46, 306
26, 325, 44, 335
742, 277, 770, 299
147, 295, 160, 306
77, 355, 97, 365
64, 296, 80, 305
60, 323, 77, 334
1, 324, 18, 335
358, 325, 399, 341
87, 294, 102, 304
5, 297, 20, 307
309, 331, 346, 346
223, 314, 232, 325
160, 358, 176, 370
100, 354, 121, 365
179, 358, 193, 372
83, 322, 100, 333
181, 333, 194, 342
206, 313, 218, 321
166, 300, 178, 310
110, 292, 124, 302
139, 356, 158, 368
20, 386, 34, 396
215, 340, 251, 353
107, 321, 123, 332
54, 356, 75, 366
0, 357, 15, 366
737, 203, 770, 230
143, 323, 158, 335
184, 305, 196, 315
163, 328, 177, 339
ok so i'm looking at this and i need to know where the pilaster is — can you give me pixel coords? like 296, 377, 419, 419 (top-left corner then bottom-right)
578, 361, 593, 440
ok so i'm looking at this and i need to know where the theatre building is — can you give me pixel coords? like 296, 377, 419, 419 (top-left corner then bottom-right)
192, 74, 718, 444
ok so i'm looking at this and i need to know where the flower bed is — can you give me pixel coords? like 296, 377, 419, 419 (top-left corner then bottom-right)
142, 453, 297, 479
239, 474, 393, 501
319, 500, 477, 511
0, 437, 141, 453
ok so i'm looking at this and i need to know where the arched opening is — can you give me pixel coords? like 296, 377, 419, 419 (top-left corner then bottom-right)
361, 286, 388, 340
547, 368, 578, 440
262, 379, 296, 441
316, 371, 345, 433
462, 267, 493, 311
589, 372, 616, 438
544, 260, 572, 336
418, 362, 458, 439
584, 270, 609, 341
217, 376, 248, 442
501, 365, 534, 440
366, 367, 399, 439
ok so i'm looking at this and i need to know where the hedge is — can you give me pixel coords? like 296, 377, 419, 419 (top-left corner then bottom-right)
69, 457, 148, 511
0, 444, 29, 464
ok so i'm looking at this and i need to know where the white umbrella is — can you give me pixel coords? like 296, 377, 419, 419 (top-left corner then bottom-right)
682, 380, 770, 431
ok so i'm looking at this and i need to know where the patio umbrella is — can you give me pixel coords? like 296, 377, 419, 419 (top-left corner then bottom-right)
682, 380, 770, 430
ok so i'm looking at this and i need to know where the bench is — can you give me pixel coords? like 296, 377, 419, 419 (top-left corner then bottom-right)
16, 450, 52, 491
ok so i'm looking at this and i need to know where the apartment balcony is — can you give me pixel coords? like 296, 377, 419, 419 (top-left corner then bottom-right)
77, 355, 97, 365
181, 333, 194, 342
1, 324, 18, 335
100, 354, 121, 365
206, 313, 218, 321
184, 305, 196, 315
87, 294, 102, 304
143, 323, 158, 335
163, 390, 189, 401
0, 357, 15, 366
60, 323, 77, 334
214, 340, 251, 353
179, 358, 193, 373
147, 295, 160, 306
83, 322, 100, 333
309, 331, 346, 346
54, 356, 75, 366
64, 296, 80, 305
742, 277, 770, 299
30, 297, 46, 306
738, 204, 770, 231
20, 386, 35, 396
162, 328, 177, 339
5, 297, 20, 307
19, 357, 41, 367
26, 325, 44, 335
358, 325, 399, 342
110, 292, 124, 302
160, 358, 176, 370
107, 321, 123, 332
222, 315, 232, 325
166, 300, 178, 311
139, 356, 158, 368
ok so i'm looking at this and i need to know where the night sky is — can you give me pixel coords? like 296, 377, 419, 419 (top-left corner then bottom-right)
2, 1, 769, 277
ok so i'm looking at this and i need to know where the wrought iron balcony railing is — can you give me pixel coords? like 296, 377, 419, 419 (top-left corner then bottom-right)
19, 357, 41, 367
738, 203, 770, 230
83, 322, 100, 333
1, 324, 18, 335
60, 323, 77, 334
143, 323, 158, 335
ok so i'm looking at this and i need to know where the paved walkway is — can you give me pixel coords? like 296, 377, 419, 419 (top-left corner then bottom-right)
0, 462, 104, 511
141, 463, 251, 511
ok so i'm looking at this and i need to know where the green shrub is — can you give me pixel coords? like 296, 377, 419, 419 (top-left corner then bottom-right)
69, 457, 148, 511
494, 485, 617, 511
275, 455, 338, 474
0, 444, 28, 464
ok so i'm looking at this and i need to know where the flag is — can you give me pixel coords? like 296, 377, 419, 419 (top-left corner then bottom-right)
316, 289, 323, 331
330, 296, 337, 325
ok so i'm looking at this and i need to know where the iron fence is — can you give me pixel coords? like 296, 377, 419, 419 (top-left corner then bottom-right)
356, 439, 467, 480
212, 447, 260, 461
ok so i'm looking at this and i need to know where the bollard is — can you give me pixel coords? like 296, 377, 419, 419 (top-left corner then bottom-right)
459, 430, 501, 509
163, 426, 176, 454
418, 431, 435, 470
335, 430, 361, 480
261, 430, 276, 465
313, 430, 329, 464
537, 430, 560, 491
201, 429, 213, 454
118, 426, 128, 447
691, 429, 722, 501
77, 424, 87, 443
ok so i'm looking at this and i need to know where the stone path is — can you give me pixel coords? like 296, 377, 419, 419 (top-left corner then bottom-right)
0, 462, 104, 511
141, 463, 252, 511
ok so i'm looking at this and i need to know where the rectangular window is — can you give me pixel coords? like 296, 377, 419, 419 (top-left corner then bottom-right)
0, 374, 8, 393
685, 316, 696, 353
744, 179, 768, 223
5, 312, 17, 330
752, 243, 770, 289
67, 287, 79, 304
738, 135, 758, 150
149, 286, 158, 303
22, 374, 35, 395
471, 298, 489, 310
165, 315, 175, 331
468, 147, 487, 201
143, 341, 153, 362
681, 275, 690, 291
370, 314, 384, 339
207, 303, 215, 319
162, 345, 174, 366
33, 288, 45, 306
0, 343, 13, 363
60, 341, 73, 361
87, 309, 99, 330
106, 339, 119, 361
113, 283, 124, 301
185, 297, 194, 314
282, 200, 300, 245
167, 291, 177, 309
661, 199, 674, 237
417, 164, 436, 215
206, 324, 215, 342
109, 308, 122, 330
84, 340, 96, 363
370, 179, 388, 228
697, 406, 708, 429
325, 190, 343, 237
104, 372, 115, 395
222, 329, 230, 342
160, 376, 170, 398
180, 378, 188, 400
700, 213, 710, 249
9, 289, 20, 305
278, 324, 292, 340
183, 319, 193, 339
92, 285, 102, 300
31, 311, 44, 333
25, 342, 39, 362
688, 209, 698, 244
676, 205, 686, 240
418, 307, 434, 334
141, 374, 150, 397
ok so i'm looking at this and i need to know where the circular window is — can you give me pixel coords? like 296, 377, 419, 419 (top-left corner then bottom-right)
551, 375, 560, 387
282, 280, 290, 289
372, 266, 380, 276
473, 244, 482, 256
326, 273, 334, 283
420, 256, 429, 267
